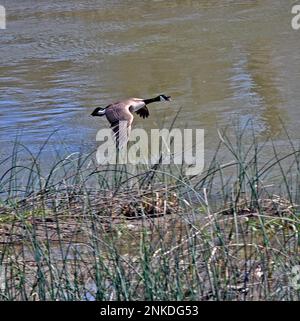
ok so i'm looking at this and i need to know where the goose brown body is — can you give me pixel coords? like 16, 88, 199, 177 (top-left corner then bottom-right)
91, 94, 171, 148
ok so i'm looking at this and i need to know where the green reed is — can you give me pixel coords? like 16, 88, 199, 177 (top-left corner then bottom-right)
0, 121, 299, 301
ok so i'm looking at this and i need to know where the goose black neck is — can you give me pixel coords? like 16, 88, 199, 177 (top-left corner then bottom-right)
143, 96, 160, 105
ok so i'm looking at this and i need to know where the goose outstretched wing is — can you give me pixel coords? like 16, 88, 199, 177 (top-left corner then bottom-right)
135, 106, 149, 119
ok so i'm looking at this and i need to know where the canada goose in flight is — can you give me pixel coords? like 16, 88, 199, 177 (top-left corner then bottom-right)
91, 94, 171, 148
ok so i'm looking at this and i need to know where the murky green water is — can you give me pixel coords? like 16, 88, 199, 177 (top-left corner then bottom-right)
0, 0, 299, 160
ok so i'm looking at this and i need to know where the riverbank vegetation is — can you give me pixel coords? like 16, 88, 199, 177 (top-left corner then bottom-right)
0, 124, 299, 300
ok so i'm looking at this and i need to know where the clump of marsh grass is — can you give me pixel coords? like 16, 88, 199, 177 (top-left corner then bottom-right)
0, 121, 299, 301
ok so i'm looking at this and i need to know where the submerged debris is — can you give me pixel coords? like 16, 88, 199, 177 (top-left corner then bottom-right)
219, 196, 298, 218
0, 186, 183, 244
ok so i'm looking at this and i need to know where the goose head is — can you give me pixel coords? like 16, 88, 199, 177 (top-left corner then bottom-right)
91, 107, 106, 117
159, 94, 172, 102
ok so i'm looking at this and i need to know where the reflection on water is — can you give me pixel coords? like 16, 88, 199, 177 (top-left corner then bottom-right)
246, 40, 284, 137
0, 0, 299, 160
